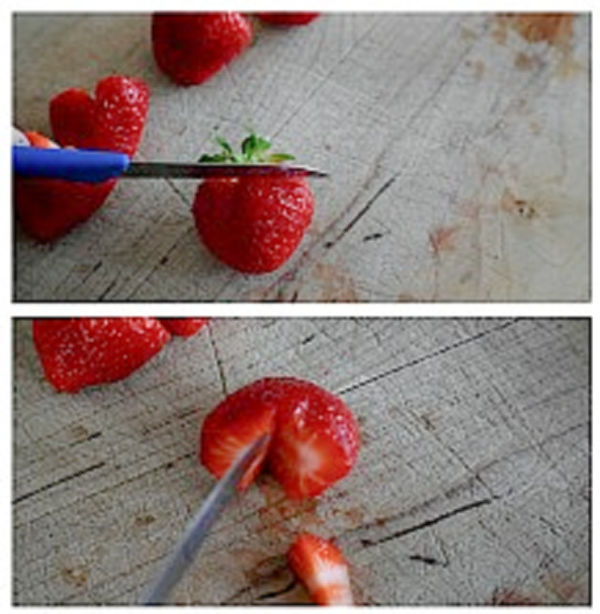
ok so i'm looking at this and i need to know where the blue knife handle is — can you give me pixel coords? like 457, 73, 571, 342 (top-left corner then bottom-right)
12, 146, 131, 182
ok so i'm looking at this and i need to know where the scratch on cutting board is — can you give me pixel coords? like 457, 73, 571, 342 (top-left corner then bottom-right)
207, 325, 228, 397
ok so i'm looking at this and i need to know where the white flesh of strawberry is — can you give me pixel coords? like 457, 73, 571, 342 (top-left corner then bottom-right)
306, 561, 353, 605
293, 433, 329, 492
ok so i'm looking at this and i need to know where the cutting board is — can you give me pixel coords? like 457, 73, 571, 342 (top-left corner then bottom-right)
13, 13, 590, 301
13, 318, 590, 604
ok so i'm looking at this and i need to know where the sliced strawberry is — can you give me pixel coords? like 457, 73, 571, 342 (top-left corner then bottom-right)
267, 380, 360, 499
32, 318, 170, 393
160, 318, 210, 337
200, 386, 276, 490
24, 131, 59, 149
288, 533, 353, 605
15, 76, 149, 242
50, 75, 150, 156
199, 378, 359, 498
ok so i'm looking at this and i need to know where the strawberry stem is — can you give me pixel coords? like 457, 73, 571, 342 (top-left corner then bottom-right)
199, 133, 295, 164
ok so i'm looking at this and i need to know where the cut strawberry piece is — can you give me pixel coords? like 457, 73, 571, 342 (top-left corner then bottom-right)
15, 176, 117, 242
288, 533, 353, 605
267, 380, 360, 499
15, 76, 149, 242
200, 388, 276, 490
24, 131, 59, 149
199, 378, 359, 498
160, 318, 210, 337
152, 13, 253, 85
50, 75, 150, 156
257, 13, 320, 26
33, 318, 170, 393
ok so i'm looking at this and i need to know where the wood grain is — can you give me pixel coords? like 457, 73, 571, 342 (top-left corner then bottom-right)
13, 13, 590, 301
13, 318, 590, 604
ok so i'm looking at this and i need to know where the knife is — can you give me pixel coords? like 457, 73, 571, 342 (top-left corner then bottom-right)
12, 146, 328, 182
139, 433, 270, 605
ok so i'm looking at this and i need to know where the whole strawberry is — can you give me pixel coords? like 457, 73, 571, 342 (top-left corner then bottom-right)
15, 76, 149, 242
152, 13, 252, 85
33, 318, 170, 393
257, 13, 320, 26
200, 377, 360, 499
193, 135, 314, 273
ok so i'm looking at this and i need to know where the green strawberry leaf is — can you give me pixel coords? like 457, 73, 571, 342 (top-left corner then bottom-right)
199, 133, 294, 166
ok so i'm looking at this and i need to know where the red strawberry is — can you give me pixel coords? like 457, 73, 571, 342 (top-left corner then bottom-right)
50, 75, 149, 156
152, 13, 252, 86
33, 318, 170, 393
288, 533, 353, 605
160, 318, 210, 337
257, 13, 320, 26
200, 378, 359, 499
193, 135, 314, 274
267, 379, 360, 499
15, 76, 149, 242
200, 394, 276, 490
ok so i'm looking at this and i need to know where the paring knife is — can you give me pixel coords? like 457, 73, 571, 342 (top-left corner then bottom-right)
139, 433, 270, 605
12, 146, 328, 182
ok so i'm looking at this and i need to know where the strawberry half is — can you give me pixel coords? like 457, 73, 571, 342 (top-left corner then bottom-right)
288, 533, 353, 605
200, 389, 276, 490
160, 318, 210, 337
15, 76, 149, 242
152, 13, 252, 86
33, 318, 170, 393
200, 378, 359, 498
257, 13, 320, 26
267, 379, 360, 499
193, 134, 314, 274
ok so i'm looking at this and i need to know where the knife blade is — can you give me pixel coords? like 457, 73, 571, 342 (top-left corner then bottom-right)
12, 146, 328, 182
139, 433, 270, 605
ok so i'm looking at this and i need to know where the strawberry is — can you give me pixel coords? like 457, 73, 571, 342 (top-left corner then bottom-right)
152, 13, 252, 85
200, 394, 276, 490
288, 533, 353, 605
160, 318, 210, 337
200, 378, 359, 499
15, 76, 149, 242
267, 379, 360, 499
33, 318, 170, 393
257, 13, 320, 26
193, 135, 314, 274
49, 75, 149, 157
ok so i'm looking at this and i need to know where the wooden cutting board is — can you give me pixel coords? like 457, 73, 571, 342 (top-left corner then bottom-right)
13, 318, 589, 604
13, 13, 590, 301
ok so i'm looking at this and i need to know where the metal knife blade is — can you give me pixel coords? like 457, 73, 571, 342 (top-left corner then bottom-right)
139, 433, 270, 605
124, 161, 328, 179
